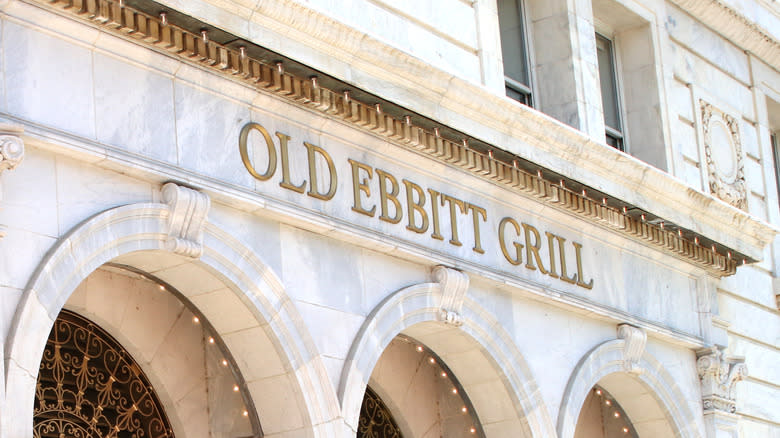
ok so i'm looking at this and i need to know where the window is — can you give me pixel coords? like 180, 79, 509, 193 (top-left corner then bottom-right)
773, 131, 780, 210
596, 33, 624, 151
498, 0, 533, 105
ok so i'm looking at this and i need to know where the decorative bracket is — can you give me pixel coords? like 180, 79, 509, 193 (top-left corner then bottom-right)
617, 324, 647, 374
433, 265, 469, 327
696, 346, 747, 414
161, 182, 210, 258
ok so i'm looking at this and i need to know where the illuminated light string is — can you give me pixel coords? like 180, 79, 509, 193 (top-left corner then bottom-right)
407, 339, 483, 437
109, 265, 258, 432
594, 386, 636, 436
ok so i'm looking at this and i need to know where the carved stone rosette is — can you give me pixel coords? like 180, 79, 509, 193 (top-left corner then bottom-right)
0, 123, 24, 173
700, 101, 747, 210
696, 346, 747, 414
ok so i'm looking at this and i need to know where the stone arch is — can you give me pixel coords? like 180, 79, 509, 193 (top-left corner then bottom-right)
3, 201, 339, 438
339, 278, 556, 438
557, 338, 701, 438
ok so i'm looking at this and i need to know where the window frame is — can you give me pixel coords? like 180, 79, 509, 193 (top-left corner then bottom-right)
594, 27, 628, 152
498, 0, 535, 107
772, 131, 780, 211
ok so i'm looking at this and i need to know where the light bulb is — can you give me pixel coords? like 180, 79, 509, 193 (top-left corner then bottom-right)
233, 385, 239, 392
192, 316, 200, 323
221, 359, 228, 366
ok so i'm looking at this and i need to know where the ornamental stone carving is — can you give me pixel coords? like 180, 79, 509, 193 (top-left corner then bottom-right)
701, 101, 747, 210
0, 123, 24, 173
696, 346, 747, 414
433, 265, 469, 326
617, 324, 647, 374
162, 182, 211, 258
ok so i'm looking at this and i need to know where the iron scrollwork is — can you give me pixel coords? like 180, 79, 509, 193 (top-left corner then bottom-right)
358, 386, 403, 438
34, 310, 174, 438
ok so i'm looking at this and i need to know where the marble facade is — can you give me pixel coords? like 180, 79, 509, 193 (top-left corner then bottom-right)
0, 0, 778, 437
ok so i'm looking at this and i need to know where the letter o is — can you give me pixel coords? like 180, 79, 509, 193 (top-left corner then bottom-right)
239, 122, 277, 181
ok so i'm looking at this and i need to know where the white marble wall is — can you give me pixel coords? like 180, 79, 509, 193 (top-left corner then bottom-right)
0, 0, 778, 437
661, 2, 780, 436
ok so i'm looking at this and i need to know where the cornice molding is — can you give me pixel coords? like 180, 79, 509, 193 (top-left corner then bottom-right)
670, 0, 780, 71
18, 0, 778, 276
152, 0, 779, 262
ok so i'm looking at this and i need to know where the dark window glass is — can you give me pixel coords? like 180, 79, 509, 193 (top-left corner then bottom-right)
498, 0, 532, 105
596, 33, 624, 151
773, 132, 780, 210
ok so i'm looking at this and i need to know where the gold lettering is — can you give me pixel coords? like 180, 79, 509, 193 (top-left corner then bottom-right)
403, 179, 428, 233
573, 242, 594, 289
498, 217, 523, 265
376, 169, 402, 224
239, 122, 276, 181
545, 232, 560, 279
427, 188, 444, 241
522, 223, 549, 274
556, 235, 577, 284
349, 159, 375, 217
304, 142, 337, 200
277, 132, 306, 193
466, 203, 487, 254
441, 194, 466, 246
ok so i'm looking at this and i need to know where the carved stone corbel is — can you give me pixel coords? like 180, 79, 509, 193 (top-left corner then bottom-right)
0, 123, 24, 174
161, 182, 210, 258
433, 265, 469, 327
617, 324, 646, 374
696, 346, 747, 414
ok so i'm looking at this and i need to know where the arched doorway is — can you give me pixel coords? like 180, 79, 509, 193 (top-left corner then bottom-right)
357, 335, 484, 438
573, 386, 638, 438
34, 265, 262, 438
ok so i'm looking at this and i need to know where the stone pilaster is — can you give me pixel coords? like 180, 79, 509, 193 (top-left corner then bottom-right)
696, 346, 747, 438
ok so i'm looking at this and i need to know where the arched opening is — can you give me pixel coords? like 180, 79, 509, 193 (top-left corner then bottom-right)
359, 335, 484, 438
42, 265, 261, 438
341, 280, 556, 438
4, 202, 338, 438
573, 386, 638, 438
557, 336, 698, 438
